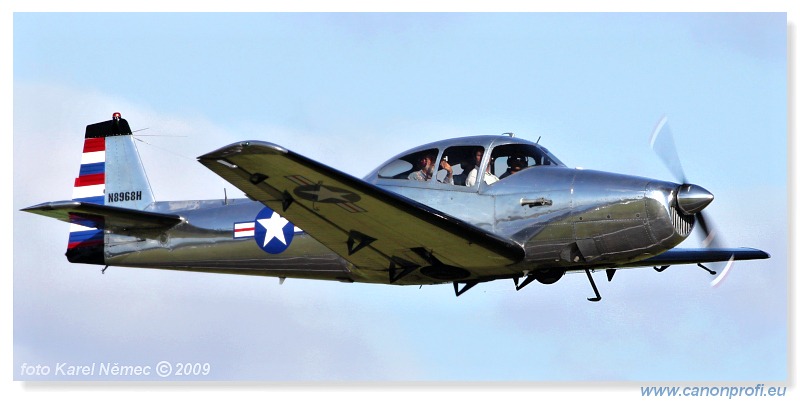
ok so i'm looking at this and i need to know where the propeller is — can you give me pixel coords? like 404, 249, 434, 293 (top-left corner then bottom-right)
649, 116, 731, 286
649, 116, 688, 184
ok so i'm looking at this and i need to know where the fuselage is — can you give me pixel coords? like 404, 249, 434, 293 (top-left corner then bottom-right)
104, 165, 691, 285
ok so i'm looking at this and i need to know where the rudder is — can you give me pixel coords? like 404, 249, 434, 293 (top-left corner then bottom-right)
67, 112, 155, 264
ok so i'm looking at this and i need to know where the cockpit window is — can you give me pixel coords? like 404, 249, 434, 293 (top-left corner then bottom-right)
375, 141, 564, 186
437, 146, 486, 186
489, 143, 564, 181
377, 148, 440, 181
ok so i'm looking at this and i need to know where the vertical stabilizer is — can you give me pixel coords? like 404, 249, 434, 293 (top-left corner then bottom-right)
79, 112, 155, 209
67, 112, 155, 264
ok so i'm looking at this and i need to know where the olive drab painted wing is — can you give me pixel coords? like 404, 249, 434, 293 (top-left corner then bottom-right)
198, 141, 525, 281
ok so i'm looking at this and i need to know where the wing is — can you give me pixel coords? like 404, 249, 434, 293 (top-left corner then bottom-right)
630, 247, 770, 267
198, 141, 524, 283
22, 201, 184, 236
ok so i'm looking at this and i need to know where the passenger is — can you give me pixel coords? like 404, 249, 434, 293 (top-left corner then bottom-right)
463, 149, 482, 187
466, 150, 500, 186
499, 155, 528, 179
408, 153, 453, 184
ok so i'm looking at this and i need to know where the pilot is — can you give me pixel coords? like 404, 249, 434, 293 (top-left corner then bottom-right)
408, 153, 454, 184
499, 155, 528, 179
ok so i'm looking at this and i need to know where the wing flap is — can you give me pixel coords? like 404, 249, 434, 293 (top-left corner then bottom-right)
198, 141, 524, 275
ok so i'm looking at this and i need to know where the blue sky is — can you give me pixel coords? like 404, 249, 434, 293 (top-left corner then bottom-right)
7, 7, 793, 398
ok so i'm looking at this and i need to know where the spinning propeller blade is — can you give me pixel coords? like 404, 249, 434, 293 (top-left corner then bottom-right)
649, 116, 732, 285
649, 116, 687, 184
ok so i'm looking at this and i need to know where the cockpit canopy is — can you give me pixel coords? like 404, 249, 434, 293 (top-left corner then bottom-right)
365, 135, 566, 188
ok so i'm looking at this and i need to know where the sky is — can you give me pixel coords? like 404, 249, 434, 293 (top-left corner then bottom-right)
4, 4, 795, 402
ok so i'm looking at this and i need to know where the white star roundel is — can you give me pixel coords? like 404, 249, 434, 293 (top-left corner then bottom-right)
253, 207, 294, 254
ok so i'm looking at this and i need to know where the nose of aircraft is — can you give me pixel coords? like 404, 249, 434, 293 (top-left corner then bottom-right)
675, 184, 714, 214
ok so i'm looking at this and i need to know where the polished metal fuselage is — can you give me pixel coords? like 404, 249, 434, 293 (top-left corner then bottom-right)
105, 164, 689, 284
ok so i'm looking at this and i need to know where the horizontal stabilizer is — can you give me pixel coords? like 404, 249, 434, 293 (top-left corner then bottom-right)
22, 201, 184, 235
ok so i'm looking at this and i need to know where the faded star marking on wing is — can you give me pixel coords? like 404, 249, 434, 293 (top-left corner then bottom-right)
297, 185, 354, 203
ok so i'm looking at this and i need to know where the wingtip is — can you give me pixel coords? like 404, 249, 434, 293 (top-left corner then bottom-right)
738, 247, 771, 260
198, 141, 288, 161
21, 200, 82, 212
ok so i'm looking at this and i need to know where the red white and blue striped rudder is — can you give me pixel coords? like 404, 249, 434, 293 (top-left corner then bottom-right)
67, 112, 155, 264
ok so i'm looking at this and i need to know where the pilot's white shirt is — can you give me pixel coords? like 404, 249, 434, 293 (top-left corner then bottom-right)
466, 168, 499, 186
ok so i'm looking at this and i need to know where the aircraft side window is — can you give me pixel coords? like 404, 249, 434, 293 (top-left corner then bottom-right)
377, 159, 414, 179
378, 148, 441, 181
490, 144, 542, 180
492, 144, 564, 174
439, 146, 485, 186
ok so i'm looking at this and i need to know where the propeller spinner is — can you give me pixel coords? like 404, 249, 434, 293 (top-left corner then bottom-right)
676, 184, 714, 215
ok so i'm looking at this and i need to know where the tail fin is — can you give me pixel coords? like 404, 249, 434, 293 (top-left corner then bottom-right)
72, 112, 155, 209
67, 112, 155, 263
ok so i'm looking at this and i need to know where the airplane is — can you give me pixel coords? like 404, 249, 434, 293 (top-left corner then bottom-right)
22, 112, 769, 301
